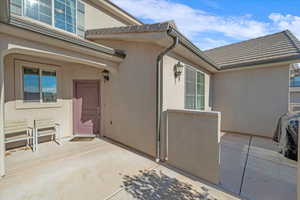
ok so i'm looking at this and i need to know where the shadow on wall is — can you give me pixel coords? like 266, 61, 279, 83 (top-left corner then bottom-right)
122, 169, 219, 200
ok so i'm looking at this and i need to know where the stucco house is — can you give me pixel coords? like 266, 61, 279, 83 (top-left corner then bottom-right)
0, 0, 300, 182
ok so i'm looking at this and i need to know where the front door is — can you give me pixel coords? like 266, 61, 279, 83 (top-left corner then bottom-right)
73, 80, 100, 135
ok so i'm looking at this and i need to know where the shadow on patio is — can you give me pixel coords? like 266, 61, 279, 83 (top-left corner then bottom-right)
122, 169, 218, 200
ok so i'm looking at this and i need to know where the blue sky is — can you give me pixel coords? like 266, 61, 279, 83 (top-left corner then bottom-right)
111, 0, 300, 50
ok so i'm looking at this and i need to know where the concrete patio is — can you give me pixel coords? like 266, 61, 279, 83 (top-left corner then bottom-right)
1, 137, 240, 200
220, 133, 297, 200
0, 134, 297, 200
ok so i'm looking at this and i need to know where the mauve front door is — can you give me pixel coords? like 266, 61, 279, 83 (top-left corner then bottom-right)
73, 80, 100, 135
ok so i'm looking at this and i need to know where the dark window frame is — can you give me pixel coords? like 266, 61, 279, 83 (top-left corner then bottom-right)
23, 66, 58, 103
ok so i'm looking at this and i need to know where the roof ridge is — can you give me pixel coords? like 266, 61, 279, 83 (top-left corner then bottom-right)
86, 21, 173, 34
204, 31, 287, 52
284, 30, 300, 53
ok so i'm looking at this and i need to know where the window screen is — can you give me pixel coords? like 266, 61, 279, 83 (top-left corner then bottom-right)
23, 67, 40, 102
23, 67, 57, 103
54, 0, 76, 33
77, 1, 85, 37
24, 0, 52, 25
185, 67, 205, 110
42, 71, 57, 102
10, 0, 22, 15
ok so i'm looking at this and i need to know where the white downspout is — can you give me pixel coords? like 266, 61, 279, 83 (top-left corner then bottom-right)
155, 29, 178, 162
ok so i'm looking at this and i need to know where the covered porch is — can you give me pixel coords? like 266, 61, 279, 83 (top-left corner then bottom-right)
0, 21, 123, 176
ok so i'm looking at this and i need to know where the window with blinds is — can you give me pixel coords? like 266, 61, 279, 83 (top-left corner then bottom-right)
25, 0, 52, 25
185, 66, 205, 110
10, 0, 22, 16
9, 0, 85, 37
77, 1, 85, 37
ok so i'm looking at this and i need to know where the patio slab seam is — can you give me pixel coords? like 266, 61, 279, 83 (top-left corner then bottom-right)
239, 136, 252, 195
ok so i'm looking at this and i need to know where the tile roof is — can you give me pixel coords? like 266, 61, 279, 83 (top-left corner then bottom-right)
204, 30, 300, 70
87, 22, 300, 71
86, 21, 219, 70
86, 21, 176, 36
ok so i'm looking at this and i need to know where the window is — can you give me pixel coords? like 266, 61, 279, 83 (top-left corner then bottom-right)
42, 71, 57, 102
290, 76, 300, 87
185, 66, 205, 110
54, 0, 76, 33
23, 67, 57, 103
10, 0, 22, 16
23, 67, 40, 102
24, 0, 52, 25
77, 0, 85, 37
10, 0, 85, 36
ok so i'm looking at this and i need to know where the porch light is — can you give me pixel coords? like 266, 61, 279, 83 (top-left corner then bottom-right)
174, 62, 184, 78
102, 70, 110, 81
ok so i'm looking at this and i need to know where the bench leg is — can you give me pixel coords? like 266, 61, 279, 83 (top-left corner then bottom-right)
35, 128, 38, 152
26, 130, 30, 149
55, 125, 61, 145
32, 129, 36, 152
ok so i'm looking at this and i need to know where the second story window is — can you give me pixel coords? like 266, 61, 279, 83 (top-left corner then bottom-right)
290, 76, 300, 88
54, 0, 76, 33
77, 0, 85, 37
10, 0, 85, 37
24, 0, 52, 25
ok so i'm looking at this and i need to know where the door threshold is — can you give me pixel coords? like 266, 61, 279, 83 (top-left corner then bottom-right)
73, 134, 97, 138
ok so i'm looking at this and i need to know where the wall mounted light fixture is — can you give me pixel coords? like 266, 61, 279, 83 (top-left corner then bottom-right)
174, 62, 184, 78
102, 70, 110, 81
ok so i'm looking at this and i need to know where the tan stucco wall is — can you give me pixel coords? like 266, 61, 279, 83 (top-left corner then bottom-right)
4, 54, 103, 140
164, 109, 220, 184
96, 39, 216, 157
96, 40, 161, 157
213, 65, 290, 138
162, 53, 212, 111
84, 0, 127, 30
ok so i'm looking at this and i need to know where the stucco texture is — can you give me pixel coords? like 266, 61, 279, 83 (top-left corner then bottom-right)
162, 53, 212, 111
96, 40, 161, 157
84, 0, 127, 30
213, 65, 290, 138
164, 109, 220, 184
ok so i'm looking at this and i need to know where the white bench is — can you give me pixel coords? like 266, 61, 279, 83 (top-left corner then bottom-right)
4, 120, 35, 151
34, 119, 61, 151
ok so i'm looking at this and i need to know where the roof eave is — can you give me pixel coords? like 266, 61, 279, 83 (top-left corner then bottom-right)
87, 25, 220, 71
4, 16, 126, 59
167, 28, 219, 71
219, 54, 300, 71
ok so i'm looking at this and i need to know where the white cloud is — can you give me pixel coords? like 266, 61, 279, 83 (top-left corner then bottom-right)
269, 13, 300, 39
112, 0, 270, 39
196, 38, 230, 50
111, 0, 300, 48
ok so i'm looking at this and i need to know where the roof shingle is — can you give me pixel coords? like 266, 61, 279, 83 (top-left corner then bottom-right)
204, 30, 300, 70
86, 21, 176, 36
